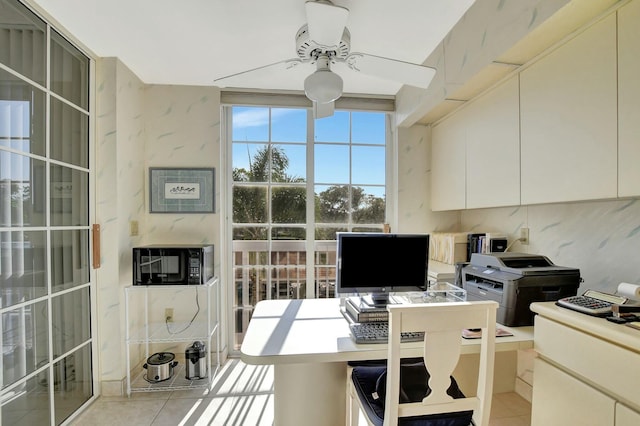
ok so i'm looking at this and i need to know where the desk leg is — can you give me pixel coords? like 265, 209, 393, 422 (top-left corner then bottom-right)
274, 362, 347, 426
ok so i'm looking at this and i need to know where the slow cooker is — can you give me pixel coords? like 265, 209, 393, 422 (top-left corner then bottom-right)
143, 352, 178, 383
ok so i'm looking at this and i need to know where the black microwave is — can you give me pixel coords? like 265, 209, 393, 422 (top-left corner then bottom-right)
132, 244, 214, 285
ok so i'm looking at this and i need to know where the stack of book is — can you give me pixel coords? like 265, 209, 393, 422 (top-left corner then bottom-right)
344, 297, 388, 323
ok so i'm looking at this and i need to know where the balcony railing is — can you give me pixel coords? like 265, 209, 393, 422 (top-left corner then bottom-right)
232, 239, 337, 350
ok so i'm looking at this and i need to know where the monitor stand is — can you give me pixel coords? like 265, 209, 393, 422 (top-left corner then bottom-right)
360, 293, 396, 308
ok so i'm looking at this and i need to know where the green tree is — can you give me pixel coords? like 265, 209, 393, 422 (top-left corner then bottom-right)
233, 145, 305, 240
233, 145, 385, 240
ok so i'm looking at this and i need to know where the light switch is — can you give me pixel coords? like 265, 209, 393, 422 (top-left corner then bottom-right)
130, 220, 139, 236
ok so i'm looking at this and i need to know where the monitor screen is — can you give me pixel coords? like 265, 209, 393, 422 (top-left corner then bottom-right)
336, 232, 430, 306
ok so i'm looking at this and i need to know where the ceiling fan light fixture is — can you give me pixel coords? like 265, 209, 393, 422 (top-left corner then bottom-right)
304, 69, 343, 103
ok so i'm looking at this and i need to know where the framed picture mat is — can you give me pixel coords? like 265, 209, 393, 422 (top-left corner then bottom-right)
149, 167, 215, 213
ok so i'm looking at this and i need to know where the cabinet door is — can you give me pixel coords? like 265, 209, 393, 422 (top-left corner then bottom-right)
618, 0, 640, 197
532, 358, 615, 426
431, 110, 466, 211
465, 76, 520, 208
520, 14, 617, 205
616, 403, 640, 426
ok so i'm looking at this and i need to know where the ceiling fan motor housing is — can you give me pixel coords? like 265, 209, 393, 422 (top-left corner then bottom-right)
295, 24, 350, 63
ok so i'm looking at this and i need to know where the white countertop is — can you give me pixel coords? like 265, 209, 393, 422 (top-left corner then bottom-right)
241, 298, 533, 365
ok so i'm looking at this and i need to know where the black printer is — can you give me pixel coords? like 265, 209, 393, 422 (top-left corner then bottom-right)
462, 252, 581, 326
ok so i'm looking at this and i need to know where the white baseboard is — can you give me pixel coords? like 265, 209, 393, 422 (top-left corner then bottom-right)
514, 377, 533, 402
101, 377, 126, 396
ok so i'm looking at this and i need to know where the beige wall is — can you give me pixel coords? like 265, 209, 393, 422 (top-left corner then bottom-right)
396, 125, 459, 233
95, 60, 223, 394
95, 58, 146, 394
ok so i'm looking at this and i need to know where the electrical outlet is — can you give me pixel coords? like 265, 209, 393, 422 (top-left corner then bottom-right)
165, 308, 174, 322
520, 227, 530, 245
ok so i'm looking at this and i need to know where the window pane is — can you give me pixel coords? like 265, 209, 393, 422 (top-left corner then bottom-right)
272, 144, 306, 182
315, 184, 349, 223
53, 345, 93, 425
51, 230, 89, 292
50, 165, 89, 226
50, 30, 89, 110
315, 144, 349, 183
271, 108, 306, 142
232, 106, 269, 141
0, 151, 46, 227
51, 287, 90, 357
233, 226, 268, 240
352, 112, 385, 144
272, 187, 306, 224
2, 299, 49, 389
0, 68, 46, 156
0, 0, 47, 85
232, 143, 268, 182
352, 145, 385, 185
0, 230, 47, 309
271, 227, 305, 240
233, 186, 267, 224
315, 226, 347, 240
352, 186, 386, 224
50, 96, 89, 168
1, 375, 51, 425
314, 111, 349, 142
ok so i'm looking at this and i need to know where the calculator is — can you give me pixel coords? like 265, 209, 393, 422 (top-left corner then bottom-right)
556, 290, 628, 316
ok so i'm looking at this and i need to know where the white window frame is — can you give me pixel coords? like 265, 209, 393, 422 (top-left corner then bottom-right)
221, 95, 397, 353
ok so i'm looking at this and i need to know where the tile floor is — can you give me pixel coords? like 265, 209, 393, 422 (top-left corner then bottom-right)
71, 358, 531, 425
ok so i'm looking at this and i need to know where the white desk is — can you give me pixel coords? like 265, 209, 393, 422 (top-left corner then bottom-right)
241, 298, 533, 426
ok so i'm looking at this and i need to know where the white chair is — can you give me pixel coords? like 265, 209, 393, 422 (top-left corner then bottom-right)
348, 301, 498, 426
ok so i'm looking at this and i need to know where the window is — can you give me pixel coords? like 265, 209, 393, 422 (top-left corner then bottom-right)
229, 105, 390, 349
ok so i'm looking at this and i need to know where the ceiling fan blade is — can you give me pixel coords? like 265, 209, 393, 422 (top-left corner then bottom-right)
313, 100, 334, 119
214, 59, 303, 87
344, 52, 436, 89
305, 1, 349, 48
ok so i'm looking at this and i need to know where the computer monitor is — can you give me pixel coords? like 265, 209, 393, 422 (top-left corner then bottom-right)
336, 232, 430, 307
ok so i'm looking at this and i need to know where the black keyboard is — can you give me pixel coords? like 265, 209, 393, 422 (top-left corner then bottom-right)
349, 322, 424, 344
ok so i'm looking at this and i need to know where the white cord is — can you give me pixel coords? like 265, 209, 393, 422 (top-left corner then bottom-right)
504, 237, 525, 252
165, 288, 200, 334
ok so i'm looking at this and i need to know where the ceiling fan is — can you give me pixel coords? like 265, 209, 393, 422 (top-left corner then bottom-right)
214, 0, 436, 118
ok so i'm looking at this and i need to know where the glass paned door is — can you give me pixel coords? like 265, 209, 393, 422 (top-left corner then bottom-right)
0, 0, 94, 424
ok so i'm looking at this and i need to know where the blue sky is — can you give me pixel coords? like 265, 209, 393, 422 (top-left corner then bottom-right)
231, 106, 386, 195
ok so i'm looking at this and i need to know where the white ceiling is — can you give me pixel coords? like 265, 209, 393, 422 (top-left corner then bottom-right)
31, 0, 475, 97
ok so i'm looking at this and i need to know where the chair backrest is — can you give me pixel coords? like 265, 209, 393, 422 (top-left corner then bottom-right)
384, 301, 498, 426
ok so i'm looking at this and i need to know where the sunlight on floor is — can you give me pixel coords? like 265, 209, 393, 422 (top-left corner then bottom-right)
72, 358, 530, 425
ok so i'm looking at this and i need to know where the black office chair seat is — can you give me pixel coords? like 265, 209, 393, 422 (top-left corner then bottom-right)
350, 362, 473, 426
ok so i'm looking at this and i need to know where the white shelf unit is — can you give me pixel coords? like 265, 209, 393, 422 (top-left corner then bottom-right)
124, 277, 220, 395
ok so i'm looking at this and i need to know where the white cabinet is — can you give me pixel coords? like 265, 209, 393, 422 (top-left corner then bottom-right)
431, 110, 467, 211
530, 303, 640, 426
617, 0, 640, 197
431, 76, 520, 211
124, 277, 220, 395
617, 403, 640, 426
520, 14, 617, 205
465, 76, 520, 209
532, 358, 614, 426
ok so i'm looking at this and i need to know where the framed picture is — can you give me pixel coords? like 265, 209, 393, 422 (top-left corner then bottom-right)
149, 167, 215, 213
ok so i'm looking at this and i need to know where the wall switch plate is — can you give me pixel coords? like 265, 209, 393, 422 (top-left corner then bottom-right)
129, 220, 139, 236
520, 227, 530, 245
